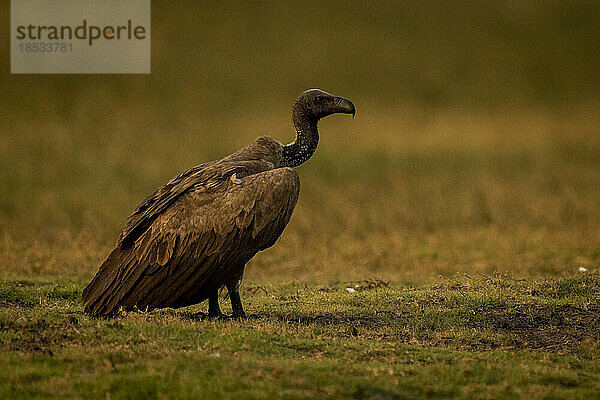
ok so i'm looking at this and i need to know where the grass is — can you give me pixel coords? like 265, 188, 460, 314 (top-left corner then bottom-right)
2, 81, 600, 400
1, 275, 599, 399
2, 1, 600, 398
2, 106, 599, 283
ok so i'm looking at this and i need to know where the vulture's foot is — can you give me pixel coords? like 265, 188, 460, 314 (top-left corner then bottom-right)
232, 310, 247, 320
208, 312, 227, 320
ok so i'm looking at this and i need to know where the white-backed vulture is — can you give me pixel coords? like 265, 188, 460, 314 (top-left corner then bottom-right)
82, 89, 356, 317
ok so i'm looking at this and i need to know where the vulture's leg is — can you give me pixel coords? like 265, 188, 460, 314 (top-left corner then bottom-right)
208, 291, 223, 318
228, 282, 246, 319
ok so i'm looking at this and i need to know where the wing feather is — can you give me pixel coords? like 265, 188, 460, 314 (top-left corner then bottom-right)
117, 160, 274, 248
82, 167, 299, 316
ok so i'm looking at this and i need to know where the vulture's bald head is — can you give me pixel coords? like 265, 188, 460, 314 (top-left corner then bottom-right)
293, 89, 356, 123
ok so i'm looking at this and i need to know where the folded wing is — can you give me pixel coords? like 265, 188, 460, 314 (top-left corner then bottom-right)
82, 166, 299, 316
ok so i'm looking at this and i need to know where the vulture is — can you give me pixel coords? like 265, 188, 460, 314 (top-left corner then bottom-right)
82, 89, 356, 318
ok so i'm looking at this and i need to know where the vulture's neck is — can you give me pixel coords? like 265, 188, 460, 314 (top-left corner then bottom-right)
281, 108, 319, 168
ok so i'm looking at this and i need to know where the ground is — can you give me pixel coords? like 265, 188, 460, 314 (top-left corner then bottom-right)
0, 275, 599, 399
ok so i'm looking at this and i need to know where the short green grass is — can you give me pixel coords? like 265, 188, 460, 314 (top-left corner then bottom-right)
1, 275, 599, 399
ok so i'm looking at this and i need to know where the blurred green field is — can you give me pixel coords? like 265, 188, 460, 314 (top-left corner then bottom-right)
2, 104, 600, 283
1, 1, 600, 398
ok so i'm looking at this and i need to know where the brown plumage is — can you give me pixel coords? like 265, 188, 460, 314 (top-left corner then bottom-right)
82, 89, 356, 317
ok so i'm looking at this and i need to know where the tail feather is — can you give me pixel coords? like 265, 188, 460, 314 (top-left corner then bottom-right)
82, 247, 138, 316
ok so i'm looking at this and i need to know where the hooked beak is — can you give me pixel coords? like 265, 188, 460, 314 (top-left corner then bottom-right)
333, 96, 356, 118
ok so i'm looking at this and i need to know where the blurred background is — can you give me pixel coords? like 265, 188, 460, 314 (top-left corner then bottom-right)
1, 1, 599, 283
